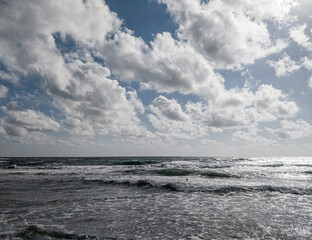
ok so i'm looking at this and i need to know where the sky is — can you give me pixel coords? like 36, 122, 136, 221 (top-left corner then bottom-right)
0, 0, 312, 157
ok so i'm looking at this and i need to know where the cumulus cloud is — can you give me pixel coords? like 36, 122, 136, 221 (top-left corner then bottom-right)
99, 28, 299, 129
150, 96, 188, 121
0, 0, 306, 151
309, 76, 312, 88
266, 119, 312, 139
148, 96, 194, 135
254, 85, 299, 120
55, 59, 148, 138
101, 31, 224, 98
0, 70, 19, 84
62, 117, 94, 137
0, 102, 60, 144
266, 54, 301, 77
148, 95, 248, 138
148, 85, 299, 138
290, 24, 312, 51
0, 0, 148, 139
0, 84, 8, 98
301, 56, 312, 70
157, 0, 294, 69
232, 128, 275, 146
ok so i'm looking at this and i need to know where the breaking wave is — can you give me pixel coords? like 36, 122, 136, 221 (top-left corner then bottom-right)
82, 179, 312, 195
16, 225, 99, 239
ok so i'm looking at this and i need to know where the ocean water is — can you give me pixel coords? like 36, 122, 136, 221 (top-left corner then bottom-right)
0, 157, 312, 239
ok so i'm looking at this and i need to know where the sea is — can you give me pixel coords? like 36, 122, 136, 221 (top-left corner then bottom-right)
0, 156, 311, 239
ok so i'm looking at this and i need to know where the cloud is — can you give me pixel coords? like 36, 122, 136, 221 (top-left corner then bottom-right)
148, 85, 299, 138
309, 76, 312, 88
150, 96, 188, 121
0, 84, 8, 98
0, 0, 120, 84
127, 90, 145, 114
266, 54, 301, 77
290, 24, 312, 51
54, 59, 148, 138
102, 31, 224, 98
0, 0, 148, 139
62, 117, 94, 137
232, 127, 275, 146
0, 0, 305, 151
99, 28, 299, 127
185, 100, 250, 130
301, 56, 312, 71
2, 106, 60, 133
157, 0, 293, 69
266, 119, 312, 139
0, 70, 19, 84
254, 85, 299, 120
148, 95, 247, 137
0, 103, 60, 143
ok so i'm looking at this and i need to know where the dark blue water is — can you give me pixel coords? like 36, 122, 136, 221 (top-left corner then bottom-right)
0, 157, 311, 239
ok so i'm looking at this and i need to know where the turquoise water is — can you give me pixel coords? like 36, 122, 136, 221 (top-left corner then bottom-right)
0, 157, 312, 239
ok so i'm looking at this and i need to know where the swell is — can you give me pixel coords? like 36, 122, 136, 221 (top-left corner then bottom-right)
199, 171, 238, 178
121, 168, 238, 178
259, 164, 284, 168
209, 185, 312, 195
15, 225, 126, 240
16, 225, 99, 239
294, 164, 312, 167
119, 160, 159, 166
157, 168, 193, 176
83, 179, 178, 192
82, 179, 312, 195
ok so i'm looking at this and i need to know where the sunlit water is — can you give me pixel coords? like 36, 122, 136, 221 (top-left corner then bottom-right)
0, 157, 311, 239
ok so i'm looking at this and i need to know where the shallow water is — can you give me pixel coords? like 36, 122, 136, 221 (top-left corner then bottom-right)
0, 157, 312, 239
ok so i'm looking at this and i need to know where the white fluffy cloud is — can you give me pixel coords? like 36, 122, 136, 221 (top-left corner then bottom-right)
62, 117, 94, 137
99, 27, 299, 130
290, 24, 312, 51
55, 59, 148, 138
0, 84, 8, 98
308, 76, 312, 88
266, 54, 301, 77
301, 56, 312, 71
266, 119, 312, 139
101, 31, 225, 98
150, 96, 188, 122
0, 102, 60, 143
0, 70, 18, 84
0, 0, 148, 139
232, 127, 275, 146
0, 0, 308, 153
148, 85, 299, 138
157, 0, 294, 69
254, 85, 299, 120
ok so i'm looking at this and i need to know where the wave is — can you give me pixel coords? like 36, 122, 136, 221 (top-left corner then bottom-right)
119, 160, 159, 166
83, 179, 179, 192
209, 186, 312, 195
15, 225, 128, 240
259, 164, 284, 168
155, 168, 238, 178
294, 164, 312, 167
199, 171, 237, 178
16, 225, 99, 239
304, 171, 312, 175
82, 179, 312, 195
157, 168, 193, 176
202, 165, 232, 169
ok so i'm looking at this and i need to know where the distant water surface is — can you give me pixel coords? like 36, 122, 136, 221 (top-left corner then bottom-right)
0, 156, 312, 239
